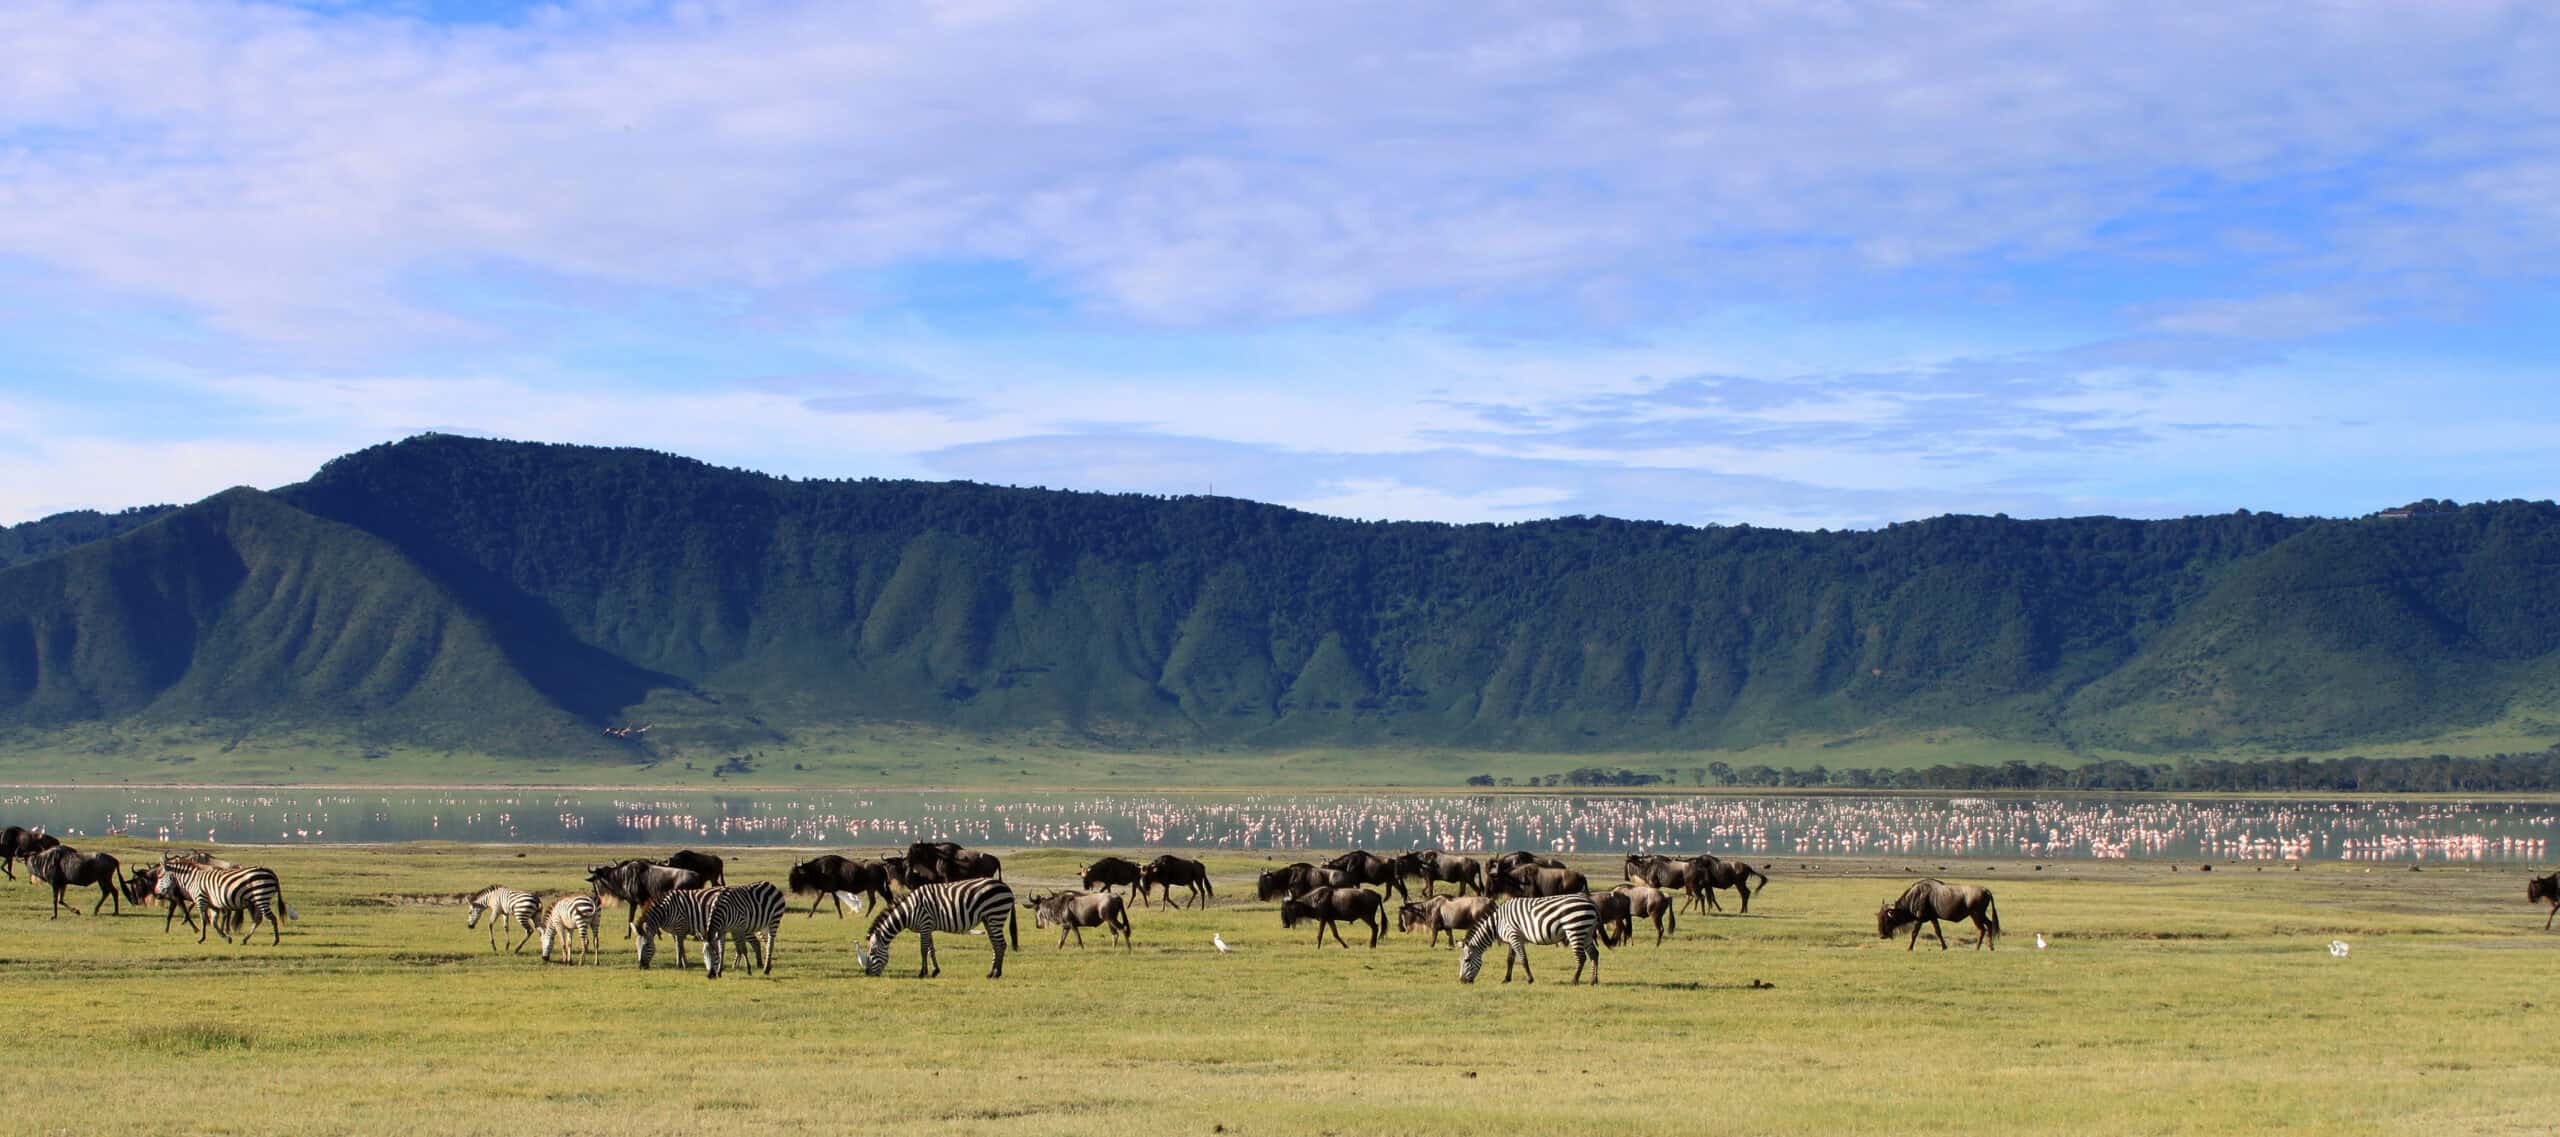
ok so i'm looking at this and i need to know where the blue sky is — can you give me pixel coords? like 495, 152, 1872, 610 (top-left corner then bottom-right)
3, 1, 2557, 528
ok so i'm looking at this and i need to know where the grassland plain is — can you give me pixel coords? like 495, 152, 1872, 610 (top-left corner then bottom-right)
0, 844, 2552, 1136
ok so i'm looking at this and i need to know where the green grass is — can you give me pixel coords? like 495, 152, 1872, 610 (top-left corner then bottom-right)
0, 842, 2552, 1135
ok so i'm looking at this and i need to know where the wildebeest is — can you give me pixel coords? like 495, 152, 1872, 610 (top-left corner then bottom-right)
1596, 884, 1677, 947
901, 841, 1003, 885
1078, 856, 1145, 896
1689, 854, 1770, 914
1257, 862, 1351, 901
1488, 850, 1565, 876
1027, 890, 1133, 949
1323, 850, 1410, 905
27, 845, 120, 918
1138, 855, 1214, 909
1398, 895, 1494, 948
2530, 872, 2559, 930
786, 855, 897, 920
1412, 850, 1483, 896
586, 859, 705, 938
664, 849, 727, 886
1487, 863, 1588, 900
1279, 885, 1386, 948
0, 826, 61, 880
1878, 879, 2000, 950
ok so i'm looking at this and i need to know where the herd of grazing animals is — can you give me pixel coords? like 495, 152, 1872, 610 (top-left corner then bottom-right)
9, 819, 2560, 983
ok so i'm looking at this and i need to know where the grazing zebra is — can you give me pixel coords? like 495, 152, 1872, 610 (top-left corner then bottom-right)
155, 858, 294, 946
861, 878, 1017, 979
539, 894, 603, 965
467, 886, 542, 954
703, 882, 786, 978
1459, 894, 1602, 985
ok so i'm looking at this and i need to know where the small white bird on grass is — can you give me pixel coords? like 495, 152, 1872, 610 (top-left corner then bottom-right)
1213, 933, 1233, 953
2034, 933, 2047, 950
2329, 940, 2351, 958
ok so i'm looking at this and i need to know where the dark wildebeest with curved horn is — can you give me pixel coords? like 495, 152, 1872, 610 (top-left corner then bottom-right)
1488, 863, 1588, 900
1138, 855, 1213, 909
1027, 890, 1134, 949
1412, 850, 1483, 896
1399, 895, 1494, 948
1878, 878, 2000, 950
1690, 854, 1770, 914
2529, 872, 2560, 930
1280, 885, 1386, 948
1596, 884, 1677, 947
663, 849, 726, 886
902, 841, 1003, 885
28, 845, 120, 918
787, 855, 897, 920
0, 826, 61, 880
1079, 856, 1145, 897
1322, 850, 1410, 906
1257, 862, 1351, 902
1622, 853, 1704, 911
586, 859, 705, 939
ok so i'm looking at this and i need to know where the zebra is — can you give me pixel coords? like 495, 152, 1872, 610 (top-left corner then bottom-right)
1459, 894, 1602, 985
636, 883, 785, 978
466, 886, 542, 954
155, 857, 294, 946
697, 882, 785, 978
539, 893, 603, 965
861, 878, 1017, 979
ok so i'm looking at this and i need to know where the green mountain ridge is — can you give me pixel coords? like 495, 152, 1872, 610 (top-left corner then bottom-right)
5, 434, 2558, 774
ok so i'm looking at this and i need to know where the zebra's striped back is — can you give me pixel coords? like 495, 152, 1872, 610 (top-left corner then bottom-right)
161, 863, 290, 946
703, 881, 786, 978
469, 887, 539, 927
1460, 894, 1601, 984
862, 878, 1016, 978
635, 886, 722, 970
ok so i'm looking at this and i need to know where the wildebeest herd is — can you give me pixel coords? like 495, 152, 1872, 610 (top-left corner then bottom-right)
11, 818, 2560, 984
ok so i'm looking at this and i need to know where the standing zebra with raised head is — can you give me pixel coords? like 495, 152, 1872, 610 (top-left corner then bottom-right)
155, 857, 294, 946
861, 878, 1017, 979
1459, 893, 1602, 985
467, 886, 542, 954
539, 894, 603, 965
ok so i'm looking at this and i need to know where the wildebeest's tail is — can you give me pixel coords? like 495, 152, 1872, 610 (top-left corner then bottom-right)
1983, 895, 2001, 941
1749, 865, 1771, 891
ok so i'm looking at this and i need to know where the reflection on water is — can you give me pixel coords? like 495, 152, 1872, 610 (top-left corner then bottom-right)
0, 790, 2551, 861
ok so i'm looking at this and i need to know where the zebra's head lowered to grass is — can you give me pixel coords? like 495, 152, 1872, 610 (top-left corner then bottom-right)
859, 927, 892, 976
1457, 918, 1501, 984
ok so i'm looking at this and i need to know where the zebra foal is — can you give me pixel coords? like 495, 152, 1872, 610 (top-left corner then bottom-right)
1459, 894, 1602, 985
539, 894, 603, 965
861, 879, 1017, 979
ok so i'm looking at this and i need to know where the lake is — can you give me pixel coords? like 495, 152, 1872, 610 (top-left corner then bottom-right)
2, 788, 2553, 862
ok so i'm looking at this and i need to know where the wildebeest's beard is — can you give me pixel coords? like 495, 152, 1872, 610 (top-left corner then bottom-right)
1876, 905, 1903, 939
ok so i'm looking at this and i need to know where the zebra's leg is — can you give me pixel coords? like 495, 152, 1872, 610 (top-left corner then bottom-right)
987, 918, 1006, 979
917, 930, 935, 977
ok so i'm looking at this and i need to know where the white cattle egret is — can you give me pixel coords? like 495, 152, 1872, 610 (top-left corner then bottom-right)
2328, 940, 2350, 958
2034, 933, 2047, 950
1213, 933, 1233, 953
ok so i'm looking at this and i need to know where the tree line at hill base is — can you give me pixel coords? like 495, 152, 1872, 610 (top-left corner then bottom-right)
1477, 746, 2560, 793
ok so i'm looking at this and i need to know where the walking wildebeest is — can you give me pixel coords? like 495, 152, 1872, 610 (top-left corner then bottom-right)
1597, 884, 1677, 947
664, 849, 726, 886
0, 826, 61, 880
787, 855, 898, 920
1413, 850, 1483, 896
1488, 863, 1587, 900
1399, 895, 1494, 948
1323, 850, 1410, 905
1623, 853, 1703, 910
1027, 890, 1133, 949
1257, 862, 1351, 901
28, 845, 120, 918
1279, 886, 1386, 948
585, 859, 705, 939
1139, 855, 1214, 909
2530, 872, 2560, 930
1878, 879, 2000, 950
1690, 854, 1770, 914
1079, 856, 1145, 897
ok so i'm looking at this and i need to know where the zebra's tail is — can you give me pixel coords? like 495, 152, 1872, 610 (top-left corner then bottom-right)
281, 896, 299, 921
